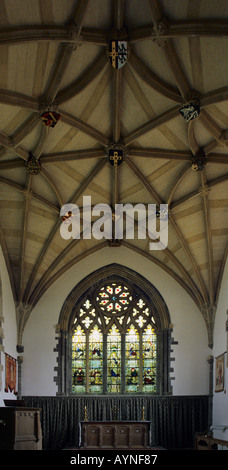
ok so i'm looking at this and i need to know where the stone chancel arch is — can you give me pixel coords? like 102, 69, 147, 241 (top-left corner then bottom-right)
55, 264, 173, 396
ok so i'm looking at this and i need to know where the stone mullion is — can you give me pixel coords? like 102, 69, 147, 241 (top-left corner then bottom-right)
103, 333, 107, 394
86, 332, 89, 394
121, 333, 125, 394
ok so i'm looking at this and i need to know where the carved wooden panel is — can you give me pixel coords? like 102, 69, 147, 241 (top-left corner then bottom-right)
0, 407, 42, 450
80, 421, 150, 448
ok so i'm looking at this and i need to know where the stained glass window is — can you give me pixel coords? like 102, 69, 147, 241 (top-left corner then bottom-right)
71, 279, 157, 394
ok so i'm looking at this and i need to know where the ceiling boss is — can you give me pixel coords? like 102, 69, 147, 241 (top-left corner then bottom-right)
107, 28, 129, 69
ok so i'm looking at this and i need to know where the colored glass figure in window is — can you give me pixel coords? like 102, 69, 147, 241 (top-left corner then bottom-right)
107, 324, 121, 393
142, 325, 156, 392
126, 325, 139, 392
89, 325, 103, 393
72, 325, 86, 393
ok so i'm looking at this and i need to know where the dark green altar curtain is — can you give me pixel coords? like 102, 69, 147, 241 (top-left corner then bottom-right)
23, 395, 209, 450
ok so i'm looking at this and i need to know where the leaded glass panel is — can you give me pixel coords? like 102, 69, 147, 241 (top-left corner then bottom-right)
72, 325, 86, 393
125, 325, 139, 392
142, 325, 156, 392
107, 324, 121, 393
89, 326, 103, 393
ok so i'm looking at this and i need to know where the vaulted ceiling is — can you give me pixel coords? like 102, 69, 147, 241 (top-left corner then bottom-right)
0, 0, 227, 346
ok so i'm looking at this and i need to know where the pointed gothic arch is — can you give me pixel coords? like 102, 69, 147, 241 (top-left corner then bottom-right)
55, 264, 173, 395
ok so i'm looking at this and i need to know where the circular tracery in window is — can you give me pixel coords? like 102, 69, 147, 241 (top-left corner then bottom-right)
95, 282, 132, 314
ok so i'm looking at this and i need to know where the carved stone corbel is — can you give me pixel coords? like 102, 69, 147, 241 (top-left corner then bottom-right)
201, 303, 216, 348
